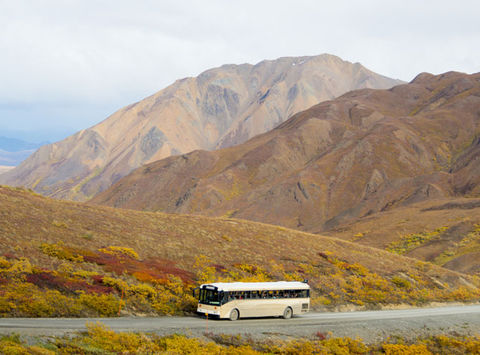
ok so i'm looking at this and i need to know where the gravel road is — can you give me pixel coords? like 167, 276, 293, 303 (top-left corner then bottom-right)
1, 305, 479, 343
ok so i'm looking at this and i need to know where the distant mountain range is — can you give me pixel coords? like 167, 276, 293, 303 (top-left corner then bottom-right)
0, 54, 403, 200
0, 136, 46, 152
91, 72, 480, 235
0, 136, 46, 166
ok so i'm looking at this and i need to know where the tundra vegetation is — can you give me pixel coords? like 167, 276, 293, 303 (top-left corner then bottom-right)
0, 243, 479, 317
0, 185, 479, 317
0, 323, 479, 354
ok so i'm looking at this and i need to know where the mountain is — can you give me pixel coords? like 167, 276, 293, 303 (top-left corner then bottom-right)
0, 149, 35, 166
0, 137, 45, 166
0, 136, 45, 152
91, 71, 480, 235
1, 185, 478, 316
0, 54, 403, 200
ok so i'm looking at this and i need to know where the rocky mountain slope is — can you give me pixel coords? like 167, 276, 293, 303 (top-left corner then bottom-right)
92, 72, 480, 235
0, 54, 402, 201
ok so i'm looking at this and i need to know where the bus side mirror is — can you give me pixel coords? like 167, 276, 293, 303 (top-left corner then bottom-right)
192, 287, 199, 298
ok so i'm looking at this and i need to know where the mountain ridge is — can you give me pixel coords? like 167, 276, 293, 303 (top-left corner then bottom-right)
91, 71, 480, 234
0, 54, 403, 200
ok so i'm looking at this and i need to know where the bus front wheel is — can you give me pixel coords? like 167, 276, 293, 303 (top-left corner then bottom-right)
229, 308, 239, 321
282, 307, 293, 319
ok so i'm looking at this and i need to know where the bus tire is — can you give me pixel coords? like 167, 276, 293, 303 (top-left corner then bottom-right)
282, 307, 293, 319
229, 308, 239, 321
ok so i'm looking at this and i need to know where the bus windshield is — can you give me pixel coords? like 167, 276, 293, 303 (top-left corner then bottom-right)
199, 288, 221, 305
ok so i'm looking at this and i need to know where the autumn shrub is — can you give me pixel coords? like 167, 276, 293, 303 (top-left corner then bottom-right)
387, 227, 448, 255
98, 246, 140, 260
0, 325, 479, 355
426, 334, 480, 354
0, 256, 11, 269
78, 293, 123, 317
40, 243, 83, 262
382, 343, 432, 354
81, 322, 161, 353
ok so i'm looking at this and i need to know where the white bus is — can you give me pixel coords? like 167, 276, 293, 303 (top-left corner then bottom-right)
194, 281, 310, 320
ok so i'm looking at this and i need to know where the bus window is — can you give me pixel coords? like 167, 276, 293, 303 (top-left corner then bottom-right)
220, 291, 228, 305
199, 288, 220, 305
299, 289, 309, 298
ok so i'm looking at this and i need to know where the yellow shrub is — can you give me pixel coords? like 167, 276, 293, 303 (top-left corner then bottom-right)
194, 255, 216, 283
0, 341, 30, 355
383, 343, 432, 354
101, 276, 129, 292
84, 322, 160, 353
156, 334, 223, 354
39, 243, 83, 262
391, 276, 412, 289
98, 246, 139, 260
0, 256, 11, 269
129, 283, 156, 299
7, 257, 32, 274
27, 346, 56, 355
78, 293, 123, 317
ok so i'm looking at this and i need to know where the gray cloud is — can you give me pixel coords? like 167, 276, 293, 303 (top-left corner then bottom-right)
1, 0, 479, 140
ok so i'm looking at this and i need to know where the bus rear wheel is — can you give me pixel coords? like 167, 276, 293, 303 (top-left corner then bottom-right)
229, 308, 239, 321
282, 307, 293, 319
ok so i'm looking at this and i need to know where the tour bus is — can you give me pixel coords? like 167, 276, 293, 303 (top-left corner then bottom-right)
194, 281, 310, 320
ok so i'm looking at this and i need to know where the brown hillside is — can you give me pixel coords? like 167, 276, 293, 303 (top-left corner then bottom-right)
92, 72, 480, 234
0, 54, 402, 201
325, 198, 480, 276
1, 185, 479, 316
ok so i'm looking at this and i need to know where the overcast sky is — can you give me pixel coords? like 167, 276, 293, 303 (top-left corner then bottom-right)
1, 0, 479, 142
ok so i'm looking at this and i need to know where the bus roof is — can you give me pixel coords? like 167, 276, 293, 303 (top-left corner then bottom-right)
200, 281, 310, 292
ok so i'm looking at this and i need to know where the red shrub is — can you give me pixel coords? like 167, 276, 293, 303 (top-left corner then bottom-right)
26, 272, 69, 292
64, 280, 112, 295
211, 264, 227, 272
26, 272, 112, 295
91, 275, 104, 284
3, 254, 17, 260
